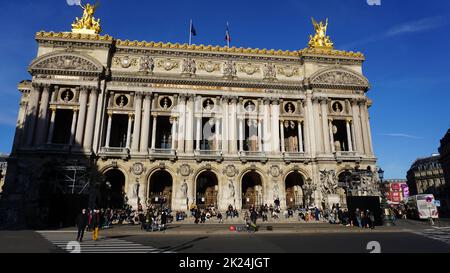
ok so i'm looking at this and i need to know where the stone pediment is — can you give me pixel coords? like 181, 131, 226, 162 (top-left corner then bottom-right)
308, 66, 369, 90
29, 51, 104, 76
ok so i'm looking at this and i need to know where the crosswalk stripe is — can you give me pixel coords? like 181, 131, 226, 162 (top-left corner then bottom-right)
37, 231, 171, 253
413, 229, 450, 245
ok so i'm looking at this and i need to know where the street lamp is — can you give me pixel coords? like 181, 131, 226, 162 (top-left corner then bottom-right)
378, 168, 394, 226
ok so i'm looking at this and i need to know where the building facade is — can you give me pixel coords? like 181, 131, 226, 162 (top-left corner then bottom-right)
382, 179, 409, 204
438, 129, 450, 214
407, 154, 449, 213
0, 154, 7, 195
0, 9, 380, 227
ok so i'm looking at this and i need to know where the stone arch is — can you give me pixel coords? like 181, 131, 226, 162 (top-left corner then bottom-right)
308, 66, 369, 90
194, 169, 220, 208
99, 164, 129, 190
29, 51, 104, 76
147, 169, 173, 209
144, 165, 177, 186
284, 170, 307, 209
100, 168, 126, 209
239, 168, 266, 209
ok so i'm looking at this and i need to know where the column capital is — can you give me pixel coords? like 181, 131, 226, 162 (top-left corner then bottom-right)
328, 118, 333, 123
263, 98, 271, 105
345, 118, 352, 123
357, 98, 368, 106
134, 91, 143, 99
31, 82, 44, 90
178, 93, 187, 101
319, 97, 329, 104
270, 98, 280, 105
128, 112, 134, 118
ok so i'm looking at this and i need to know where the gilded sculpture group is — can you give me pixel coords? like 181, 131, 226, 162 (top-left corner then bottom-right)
70, 1, 333, 50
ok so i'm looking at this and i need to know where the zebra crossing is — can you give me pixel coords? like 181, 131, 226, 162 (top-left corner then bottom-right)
37, 231, 173, 253
413, 227, 450, 246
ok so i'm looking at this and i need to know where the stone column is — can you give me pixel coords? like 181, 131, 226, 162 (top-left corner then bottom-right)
93, 81, 107, 153
84, 88, 98, 150
46, 108, 56, 144
171, 117, 177, 149
177, 95, 186, 153
25, 85, 42, 146
320, 98, 331, 154
305, 92, 316, 156
298, 120, 304, 153
312, 97, 323, 154
196, 116, 201, 150
364, 105, 374, 155
351, 99, 364, 154
346, 118, 353, 152
105, 113, 112, 148
69, 109, 78, 145
359, 100, 371, 155
36, 85, 51, 145
257, 118, 262, 152
271, 99, 280, 153
280, 120, 285, 153
151, 115, 157, 150
75, 87, 89, 146
329, 119, 335, 153
131, 92, 142, 152
215, 118, 220, 150
239, 118, 244, 152
221, 97, 229, 153
263, 99, 271, 152
126, 113, 133, 149
185, 96, 195, 153
140, 94, 151, 153
230, 97, 238, 153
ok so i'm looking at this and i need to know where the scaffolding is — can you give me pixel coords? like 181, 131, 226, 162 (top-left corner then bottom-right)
54, 165, 90, 195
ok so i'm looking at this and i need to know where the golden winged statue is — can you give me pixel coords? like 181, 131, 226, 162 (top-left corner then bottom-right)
71, 1, 102, 34
308, 17, 334, 49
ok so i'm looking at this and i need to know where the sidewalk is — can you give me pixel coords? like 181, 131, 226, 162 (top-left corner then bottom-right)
87, 221, 420, 237
0, 230, 63, 253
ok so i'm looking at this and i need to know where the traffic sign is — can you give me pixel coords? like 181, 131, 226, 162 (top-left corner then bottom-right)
426, 197, 433, 203
434, 200, 441, 207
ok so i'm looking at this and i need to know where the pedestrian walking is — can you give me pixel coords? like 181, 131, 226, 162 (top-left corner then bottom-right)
76, 209, 88, 242
92, 209, 100, 241
355, 208, 362, 228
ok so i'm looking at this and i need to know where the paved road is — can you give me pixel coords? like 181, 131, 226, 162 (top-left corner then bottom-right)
1, 219, 450, 253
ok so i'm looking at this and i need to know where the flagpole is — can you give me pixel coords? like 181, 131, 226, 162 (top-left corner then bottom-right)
189, 19, 192, 46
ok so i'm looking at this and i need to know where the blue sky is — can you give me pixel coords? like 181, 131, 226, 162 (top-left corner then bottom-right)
0, 0, 449, 179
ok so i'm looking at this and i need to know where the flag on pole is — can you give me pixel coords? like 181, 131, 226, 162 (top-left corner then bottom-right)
189, 19, 197, 45
225, 22, 231, 47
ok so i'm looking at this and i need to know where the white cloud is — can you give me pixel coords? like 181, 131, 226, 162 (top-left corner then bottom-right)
385, 16, 448, 37
66, 0, 81, 6
341, 16, 449, 49
379, 133, 423, 140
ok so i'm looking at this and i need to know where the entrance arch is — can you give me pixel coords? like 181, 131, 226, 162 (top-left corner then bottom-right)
100, 169, 126, 209
196, 171, 218, 209
337, 171, 352, 208
241, 171, 263, 209
285, 171, 304, 209
148, 170, 173, 208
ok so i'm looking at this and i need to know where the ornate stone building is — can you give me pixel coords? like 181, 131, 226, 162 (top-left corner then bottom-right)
406, 154, 448, 213
0, 154, 7, 195
0, 10, 380, 227
438, 129, 450, 214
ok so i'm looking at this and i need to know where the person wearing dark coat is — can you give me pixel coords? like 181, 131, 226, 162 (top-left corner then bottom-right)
76, 209, 88, 242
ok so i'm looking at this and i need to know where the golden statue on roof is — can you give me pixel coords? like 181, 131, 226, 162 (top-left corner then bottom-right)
71, 1, 101, 34
308, 17, 334, 49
